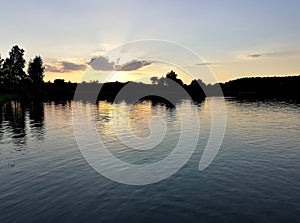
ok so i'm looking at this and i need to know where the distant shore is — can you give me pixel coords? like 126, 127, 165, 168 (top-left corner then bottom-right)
1, 75, 299, 104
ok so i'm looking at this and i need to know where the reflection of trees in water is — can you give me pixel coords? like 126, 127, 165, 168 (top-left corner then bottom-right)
0, 101, 45, 146
3, 101, 26, 145
28, 102, 45, 141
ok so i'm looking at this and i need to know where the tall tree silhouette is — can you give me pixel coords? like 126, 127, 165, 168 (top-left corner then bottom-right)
1, 45, 26, 85
28, 56, 45, 85
0, 54, 4, 84
0, 54, 3, 66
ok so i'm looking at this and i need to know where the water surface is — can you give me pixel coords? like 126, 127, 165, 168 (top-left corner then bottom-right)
0, 98, 299, 222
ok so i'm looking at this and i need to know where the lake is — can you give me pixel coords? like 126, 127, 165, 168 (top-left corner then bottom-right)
0, 98, 299, 222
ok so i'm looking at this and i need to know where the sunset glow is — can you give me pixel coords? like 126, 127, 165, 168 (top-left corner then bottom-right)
0, 0, 299, 84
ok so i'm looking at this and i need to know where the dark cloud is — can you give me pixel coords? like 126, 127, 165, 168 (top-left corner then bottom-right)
90, 56, 151, 71
47, 56, 152, 73
61, 61, 87, 71
246, 54, 263, 58
89, 56, 115, 71
116, 60, 151, 71
45, 64, 63, 73
46, 61, 87, 73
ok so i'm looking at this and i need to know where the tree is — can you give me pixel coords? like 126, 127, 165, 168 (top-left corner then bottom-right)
189, 79, 206, 98
1, 45, 26, 84
165, 70, 183, 86
54, 79, 65, 85
0, 54, 4, 84
0, 54, 3, 67
166, 70, 177, 80
28, 56, 45, 85
150, 76, 159, 84
190, 79, 206, 89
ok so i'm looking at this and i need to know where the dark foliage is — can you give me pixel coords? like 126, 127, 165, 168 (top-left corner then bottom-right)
0, 46, 26, 85
217, 76, 300, 99
28, 56, 45, 85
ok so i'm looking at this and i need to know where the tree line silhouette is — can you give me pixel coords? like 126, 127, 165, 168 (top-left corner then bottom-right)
219, 76, 300, 99
0, 45, 44, 86
0, 45, 299, 103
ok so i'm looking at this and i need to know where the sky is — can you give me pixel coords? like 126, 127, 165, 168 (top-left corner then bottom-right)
0, 0, 300, 84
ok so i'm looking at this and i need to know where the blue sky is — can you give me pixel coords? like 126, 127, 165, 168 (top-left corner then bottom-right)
0, 0, 299, 83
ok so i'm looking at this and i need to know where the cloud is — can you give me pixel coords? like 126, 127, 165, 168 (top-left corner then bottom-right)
195, 62, 214, 66
45, 64, 62, 73
242, 49, 300, 59
89, 56, 115, 71
46, 61, 87, 73
61, 61, 87, 71
90, 56, 151, 71
47, 56, 153, 73
265, 50, 300, 57
116, 60, 151, 71
245, 54, 263, 59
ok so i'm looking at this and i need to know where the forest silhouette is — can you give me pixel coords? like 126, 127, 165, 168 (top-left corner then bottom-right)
0, 45, 299, 103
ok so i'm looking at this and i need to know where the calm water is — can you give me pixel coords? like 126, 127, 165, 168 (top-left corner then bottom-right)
0, 98, 299, 222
